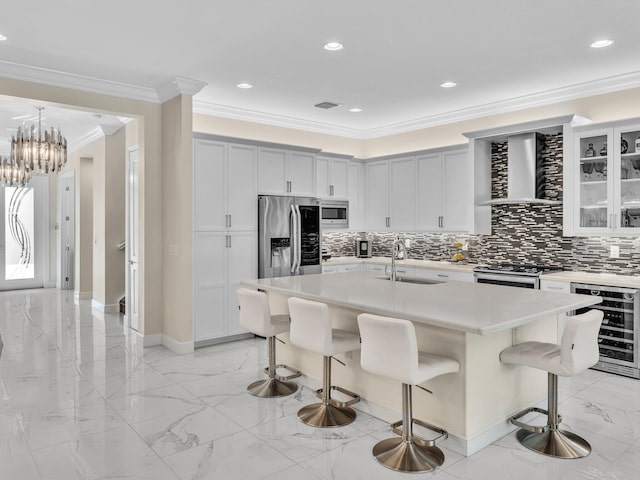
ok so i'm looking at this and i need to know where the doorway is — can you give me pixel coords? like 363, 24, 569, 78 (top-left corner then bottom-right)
0, 176, 48, 291
126, 147, 139, 331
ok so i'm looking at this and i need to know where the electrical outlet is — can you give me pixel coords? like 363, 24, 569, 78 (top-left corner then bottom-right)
610, 245, 620, 258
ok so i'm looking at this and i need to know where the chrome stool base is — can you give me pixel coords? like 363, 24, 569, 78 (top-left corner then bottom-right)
516, 428, 591, 459
297, 402, 356, 428
372, 437, 445, 473
247, 378, 298, 398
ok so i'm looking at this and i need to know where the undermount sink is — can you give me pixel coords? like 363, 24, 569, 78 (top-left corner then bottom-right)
376, 276, 444, 285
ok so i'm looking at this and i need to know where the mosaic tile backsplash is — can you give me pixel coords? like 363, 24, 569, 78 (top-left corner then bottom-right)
322, 133, 640, 275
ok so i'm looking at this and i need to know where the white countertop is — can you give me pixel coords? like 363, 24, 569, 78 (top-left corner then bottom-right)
242, 271, 601, 335
323, 256, 478, 273
540, 270, 640, 289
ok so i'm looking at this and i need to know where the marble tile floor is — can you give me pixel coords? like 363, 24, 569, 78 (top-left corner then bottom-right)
0, 288, 638, 479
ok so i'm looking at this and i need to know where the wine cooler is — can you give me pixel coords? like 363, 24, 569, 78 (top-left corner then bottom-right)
571, 283, 639, 379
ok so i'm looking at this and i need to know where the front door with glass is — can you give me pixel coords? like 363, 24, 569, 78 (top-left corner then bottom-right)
0, 176, 46, 291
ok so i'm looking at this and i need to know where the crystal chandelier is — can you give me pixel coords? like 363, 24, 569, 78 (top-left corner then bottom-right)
10, 106, 68, 177
0, 155, 32, 187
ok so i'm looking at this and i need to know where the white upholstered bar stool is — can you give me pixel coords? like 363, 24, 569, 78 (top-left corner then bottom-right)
237, 288, 301, 397
357, 313, 460, 473
288, 297, 361, 428
499, 309, 603, 459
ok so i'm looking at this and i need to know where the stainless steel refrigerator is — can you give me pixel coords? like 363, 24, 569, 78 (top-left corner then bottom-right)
258, 195, 322, 278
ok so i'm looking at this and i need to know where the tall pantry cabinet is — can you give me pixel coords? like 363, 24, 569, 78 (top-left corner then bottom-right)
192, 137, 257, 345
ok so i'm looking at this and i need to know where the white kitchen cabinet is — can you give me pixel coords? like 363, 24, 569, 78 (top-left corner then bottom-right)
389, 157, 417, 230
317, 155, 349, 198
540, 279, 571, 293
365, 147, 469, 233
258, 147, 316, 196
348, 161, 365, 231
193, 139, 257, 231
365, 161, 391, 230
364, 263, 387, 274
193, 231, 257, 343
322, 262, 362, 274
193, 136, 257, 344
571, 121, 640, 236
417, 148, 469, 231
365, 157, 417, 230
412, 267, 473, 283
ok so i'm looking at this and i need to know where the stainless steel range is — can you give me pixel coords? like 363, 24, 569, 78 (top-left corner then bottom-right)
473, 264, 564, 289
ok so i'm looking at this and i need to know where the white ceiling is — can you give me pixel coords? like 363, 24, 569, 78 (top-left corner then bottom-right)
0, 0, 639, 146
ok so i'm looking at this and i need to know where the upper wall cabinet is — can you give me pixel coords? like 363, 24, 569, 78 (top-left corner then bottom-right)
364, 147, 470, 232
571, 121, 640, 236
365, 160, 391, 230
417, 149, 470, 232
316, 155, 349, 199
193, 139, 257, 232
258, 147, 315, 196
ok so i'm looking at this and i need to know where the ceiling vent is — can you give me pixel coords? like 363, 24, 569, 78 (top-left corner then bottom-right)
314, 101, 341, 109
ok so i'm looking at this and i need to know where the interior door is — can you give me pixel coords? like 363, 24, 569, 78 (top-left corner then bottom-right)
127, 148, 140, 330
0, 176, 47, 291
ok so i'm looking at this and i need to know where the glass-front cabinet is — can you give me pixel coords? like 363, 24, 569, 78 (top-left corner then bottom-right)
573, 121, 640, 235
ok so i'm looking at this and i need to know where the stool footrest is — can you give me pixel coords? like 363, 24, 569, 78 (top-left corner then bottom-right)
314, 386, 361, 408
510, 407, 562, 434
264, 364, 301, 381
391, 419, 448, 448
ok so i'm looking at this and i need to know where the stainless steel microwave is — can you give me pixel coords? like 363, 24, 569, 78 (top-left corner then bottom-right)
321, 200, 349, 228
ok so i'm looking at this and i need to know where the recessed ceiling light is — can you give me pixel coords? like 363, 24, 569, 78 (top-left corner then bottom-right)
237, 82, 253, 89
440, 81, 457, 88
324, 42, 343, 51
0, 34, 7, 41
349, 108, 363, 113
590, 39, 613, 48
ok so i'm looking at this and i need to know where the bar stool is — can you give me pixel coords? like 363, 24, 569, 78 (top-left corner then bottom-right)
357, 313, 460, 473
288, 297, 361, 427
237, 288, 301, 398
499, 309, 603, 459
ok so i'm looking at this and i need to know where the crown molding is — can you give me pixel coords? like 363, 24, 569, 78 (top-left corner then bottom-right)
362, 70, 640, 139
156, 77, 207, 103
196, 70, 640, 140
0, 60, 160, 103
3, 60, 640, 140
68, 127, 103, 153
193, 101, 366, 139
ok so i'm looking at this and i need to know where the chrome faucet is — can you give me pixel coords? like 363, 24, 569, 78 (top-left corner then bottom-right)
390, 237, 407, 282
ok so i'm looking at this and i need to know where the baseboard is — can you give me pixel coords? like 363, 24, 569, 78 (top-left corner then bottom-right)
160, 334, 194, 355
74, 290, 92, 304
44, 281, 56, 288
91, 299, 120, 313
141, 333, 162, 347
194, 332, 254, 348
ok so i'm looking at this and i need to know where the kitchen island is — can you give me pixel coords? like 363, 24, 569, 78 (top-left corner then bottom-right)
242, 271, 601, 455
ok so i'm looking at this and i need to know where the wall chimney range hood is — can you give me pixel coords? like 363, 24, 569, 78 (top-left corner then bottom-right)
481, 132, 561, 206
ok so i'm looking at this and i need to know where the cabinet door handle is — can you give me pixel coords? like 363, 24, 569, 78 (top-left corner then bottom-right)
228, 214, 232, 228
437, 274, 449, 278
438, 216, 443, 228
546, 286, 564, 291
330, 185, 334, 196
228, 235, 231, 248
286, 180, 292, 193
609, 214, 613, 229
385, 217, 390, 227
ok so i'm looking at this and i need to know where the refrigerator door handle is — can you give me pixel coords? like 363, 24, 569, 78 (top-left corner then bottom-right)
290, 204, 298, 273
296, 205, 302, 274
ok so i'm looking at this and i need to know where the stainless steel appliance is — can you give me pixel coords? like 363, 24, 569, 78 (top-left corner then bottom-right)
356, 239, 372, 258
258, 195, 322, 278
321, 200, 349, 228
571, 283, 639, 379
473, 264, 563, 289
